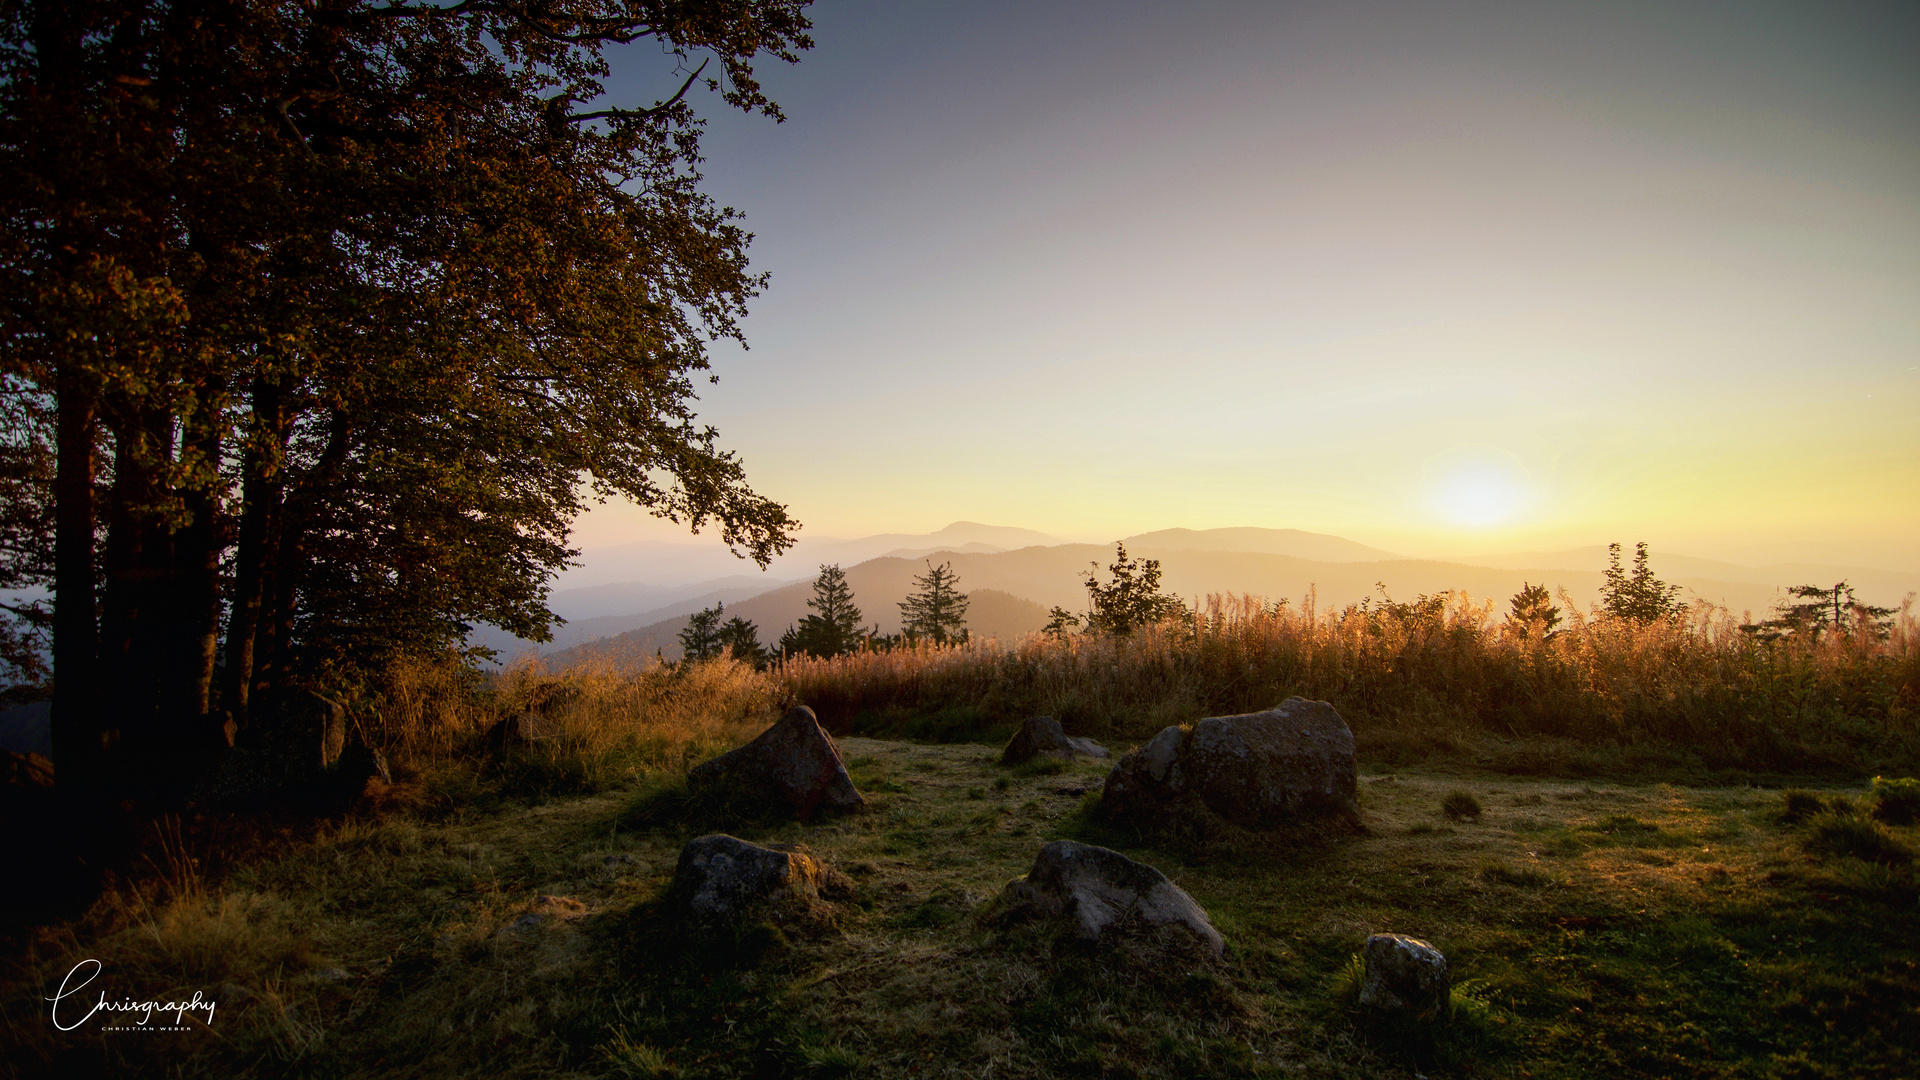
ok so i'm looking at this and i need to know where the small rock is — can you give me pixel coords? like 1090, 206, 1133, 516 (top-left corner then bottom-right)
990, 839, 1223, 955
663, 834, 849, 929
1000, 716, 1110, 765
687, 706, 864, 820
503, 913, 546, 936
1358, 933, 1451, 1018
501, 895, 588, 937
531, 895, 587, 919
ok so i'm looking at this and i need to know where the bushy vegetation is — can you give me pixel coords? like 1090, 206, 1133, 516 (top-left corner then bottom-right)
777, 592, 1920, 776
354, 651, 778, 798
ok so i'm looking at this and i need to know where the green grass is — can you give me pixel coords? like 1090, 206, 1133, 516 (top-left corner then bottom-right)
5, 741, 1918, 1079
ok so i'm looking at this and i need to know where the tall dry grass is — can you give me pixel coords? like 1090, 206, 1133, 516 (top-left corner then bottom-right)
346, 591, 1918, 778
358, 649, 779, 789
776, 593, 1920, 774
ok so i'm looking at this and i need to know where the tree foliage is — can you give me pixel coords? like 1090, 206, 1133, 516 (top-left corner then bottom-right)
1506, 582, 1562, 640
1741, 581, 1898, 643
680, 603, 765, 666
1599, 542, 1684, 624
1047, 543, 1186, 637
898, 560, 968, 645
0, 0, 813, 786
781, 564, 865, 658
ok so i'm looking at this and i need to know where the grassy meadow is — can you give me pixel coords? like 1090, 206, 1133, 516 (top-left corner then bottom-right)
4, 596, 1919, 1078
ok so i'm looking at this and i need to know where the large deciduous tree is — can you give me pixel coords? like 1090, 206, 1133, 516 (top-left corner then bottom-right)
0, 0, 811, 791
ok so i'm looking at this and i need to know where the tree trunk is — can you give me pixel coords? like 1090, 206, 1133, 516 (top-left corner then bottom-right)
222, 378, 286, 723
97, 405, 176, 765
50, 374, 99, 785
173, 418, 223, 729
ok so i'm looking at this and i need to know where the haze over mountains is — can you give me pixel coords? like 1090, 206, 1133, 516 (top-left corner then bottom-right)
467, 523, 1920, 664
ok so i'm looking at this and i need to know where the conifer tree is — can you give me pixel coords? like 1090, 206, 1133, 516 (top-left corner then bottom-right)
1599, 543, 1685, 624
678, 604, 728, 662
1740, 581, 1896, 642
719, 615, 767, 667
1506, 582, 1562, 640
898, 561, 969, 645
786, 564, 864, 657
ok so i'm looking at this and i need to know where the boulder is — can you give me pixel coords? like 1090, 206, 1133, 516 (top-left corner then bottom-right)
687, 705, 864, 819
248, 689, 347, 771
1000, 716, 1110, 765
1, 749, 54, 789
662, 834, 850, 930
990, 839, 1223, 955
196, 691, 387, 804
1358, 933, 1451, 1018
486, 711, 561, 750
1101, 697, 1356, 829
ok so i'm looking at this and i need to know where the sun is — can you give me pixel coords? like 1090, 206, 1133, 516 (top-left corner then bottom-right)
1433, 464, 1525, 528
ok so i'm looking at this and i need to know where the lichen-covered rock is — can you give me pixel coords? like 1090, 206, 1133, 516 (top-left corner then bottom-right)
195, 690, 384, 804
1358, 933, 1451, 1018
663, 834, 850, 930
1100, 697, 1356, 829
990, 840, 1223, 955
1000, 716, 1110, 765
251, 689, 347, 771
486, 711, 560, 750
687, 705, 864, 819
1101, 724, 1187, 807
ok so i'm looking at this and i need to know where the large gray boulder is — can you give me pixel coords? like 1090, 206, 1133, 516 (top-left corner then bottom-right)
687, 705, 864, 820
486, 711, 561, 751
196, 690, 387, 804
663, 834, 850, 929
1101, 697, 1356, 829
990, 840, 1223, 955
1000, 716, 1110, 765
1358, 933, 1451, 1018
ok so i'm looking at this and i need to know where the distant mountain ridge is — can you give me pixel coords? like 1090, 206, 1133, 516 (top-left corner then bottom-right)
477, 523, 1918, 664
1123, 527, 1402, 562
556, 520, 1061, 590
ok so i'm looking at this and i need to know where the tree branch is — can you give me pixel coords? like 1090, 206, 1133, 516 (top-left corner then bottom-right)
567, 59, 707, 124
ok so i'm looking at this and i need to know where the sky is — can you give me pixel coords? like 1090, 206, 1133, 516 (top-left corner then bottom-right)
576, 0, 1920, 571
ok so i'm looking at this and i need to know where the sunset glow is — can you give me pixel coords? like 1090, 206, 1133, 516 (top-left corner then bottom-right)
569, 0, 1920, 572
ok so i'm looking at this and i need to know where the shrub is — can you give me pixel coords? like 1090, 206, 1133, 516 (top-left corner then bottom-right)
1328, 952, 1366, 1005
1441, 791, 1483, 822
1870, 776, 1920, 826
772, 592, 1920, 775
1781, 789, 1827, 823
1803, 810, 1914, 865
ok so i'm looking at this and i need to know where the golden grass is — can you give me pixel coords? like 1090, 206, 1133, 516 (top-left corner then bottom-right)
778, 593, 1920, 774
356, 650, 779, 796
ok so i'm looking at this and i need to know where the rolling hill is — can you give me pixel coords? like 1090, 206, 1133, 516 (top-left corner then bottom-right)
530, 536, 1880, 666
